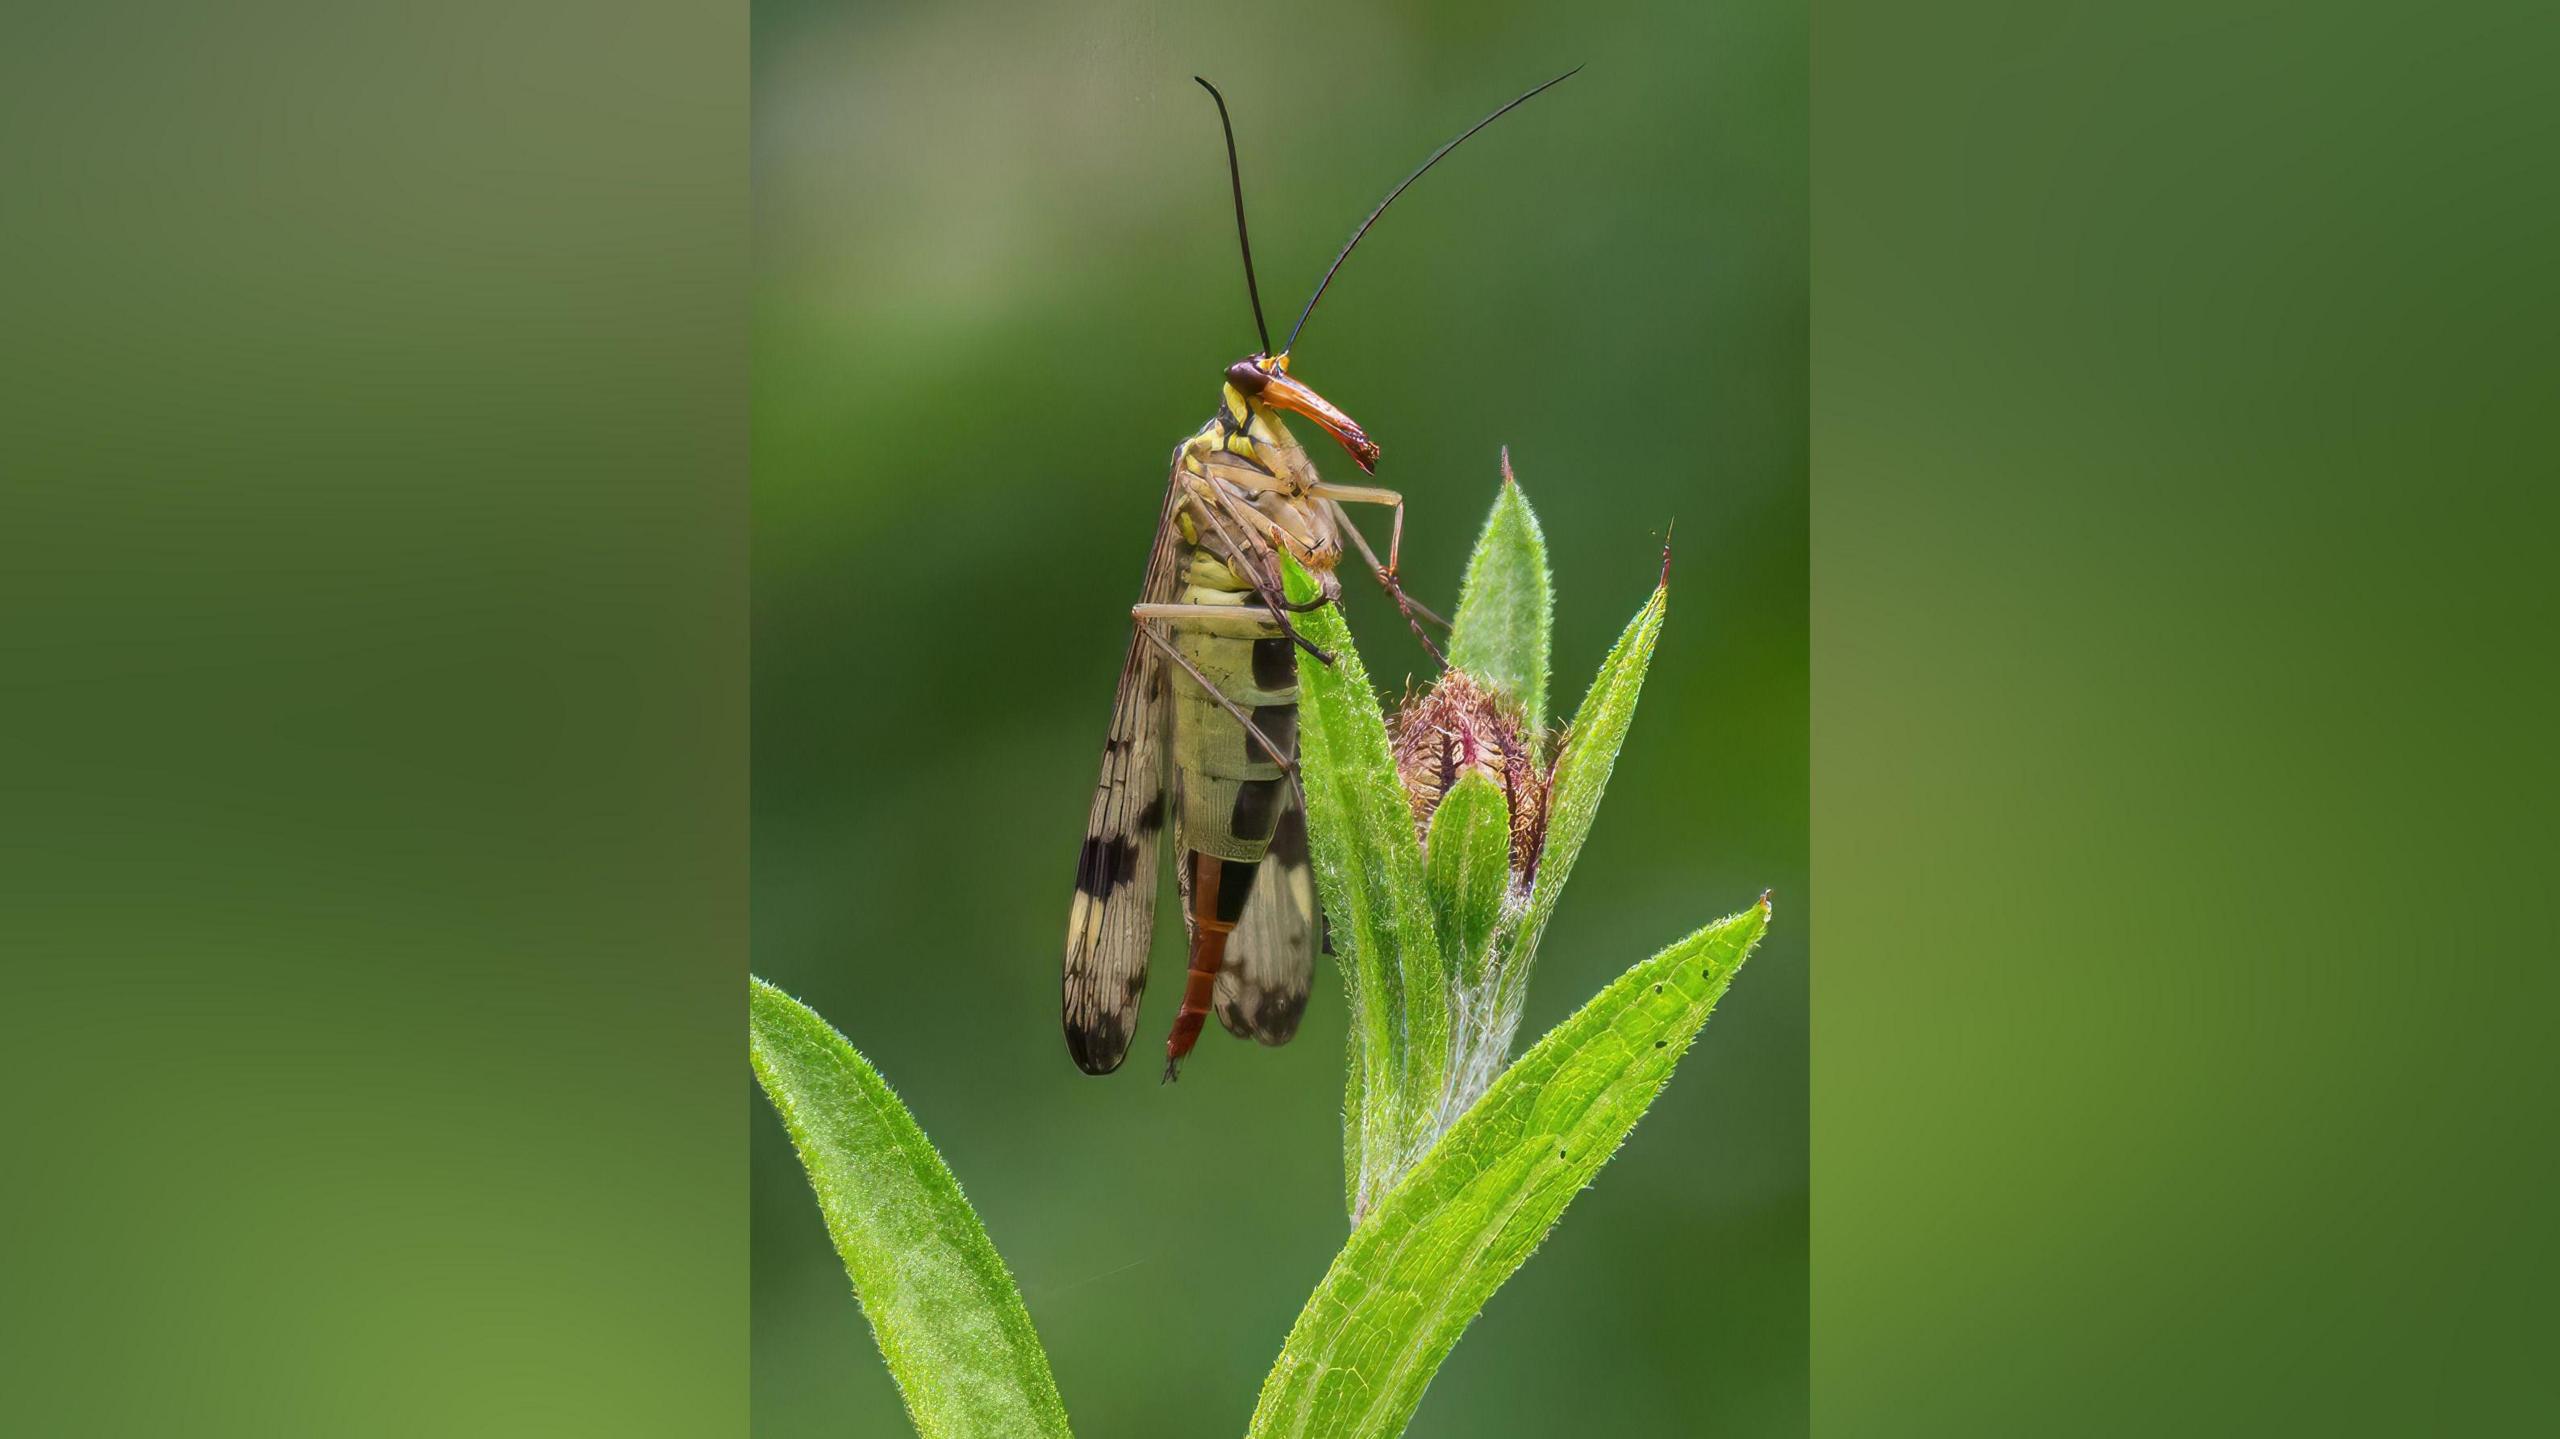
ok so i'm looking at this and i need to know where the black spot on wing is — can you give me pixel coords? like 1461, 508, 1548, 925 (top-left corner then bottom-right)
1216, 963, 1309, 1045
1076, 833, 1138, 897
1251, 976, 1308, 1045
1136, 793, 1166, 833
1064, 1009, 1133, 1075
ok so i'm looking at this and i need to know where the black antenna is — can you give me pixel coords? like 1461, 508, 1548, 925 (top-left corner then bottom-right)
1194, 77, 1273, 356
1284, 65, 1582, 356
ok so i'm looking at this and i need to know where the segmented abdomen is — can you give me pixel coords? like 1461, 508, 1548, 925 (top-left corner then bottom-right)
1163, 544, 1300, 1070
1168, 548, 1298, 864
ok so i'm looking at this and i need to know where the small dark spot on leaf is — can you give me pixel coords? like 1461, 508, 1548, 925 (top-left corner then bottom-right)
1654, 1040, 1666, 1049
1558, 1147, 1567, 1159
1652, 984, 1662, 995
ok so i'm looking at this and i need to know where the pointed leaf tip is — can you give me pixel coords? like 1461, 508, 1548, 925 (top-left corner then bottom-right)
749, 980, 1074, 1439
1503, 579, 1666, 987
1448, 462, 1554, 729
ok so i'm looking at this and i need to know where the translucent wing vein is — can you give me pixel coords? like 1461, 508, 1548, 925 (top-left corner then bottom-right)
1062, 462, 1186, 1075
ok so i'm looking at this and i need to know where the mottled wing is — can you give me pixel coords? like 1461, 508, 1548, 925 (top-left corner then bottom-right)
1215, 785, 1318, 1046
1062, 464, 1184, 1075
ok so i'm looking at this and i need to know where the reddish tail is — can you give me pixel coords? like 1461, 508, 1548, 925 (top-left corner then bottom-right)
1163, 850, 1245, 1081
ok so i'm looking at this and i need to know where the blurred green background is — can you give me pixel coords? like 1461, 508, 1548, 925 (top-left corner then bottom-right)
18, 1, 2556, 1434
750, 1, 1805, 1434
7, 1, 747, 1433
1811, 3, 2560, 1431
19, 0, 2559, 1434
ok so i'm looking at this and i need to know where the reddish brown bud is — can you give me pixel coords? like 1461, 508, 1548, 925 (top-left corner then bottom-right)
1389, 670, 1553, 882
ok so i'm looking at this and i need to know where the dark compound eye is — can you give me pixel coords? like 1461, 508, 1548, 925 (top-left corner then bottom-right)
1225, 360, 1269, 395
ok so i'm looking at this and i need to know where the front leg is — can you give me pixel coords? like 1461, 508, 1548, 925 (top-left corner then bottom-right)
1328, 502, 1450, 630
1310, 481, 1446, 665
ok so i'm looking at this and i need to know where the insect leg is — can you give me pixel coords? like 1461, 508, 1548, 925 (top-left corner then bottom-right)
1184, 463, 1335, 621
1311, 482, 1447, 665
1200, 485, 1341, 632
1181, 475, 1337, 663
1329, 501, 1450, 629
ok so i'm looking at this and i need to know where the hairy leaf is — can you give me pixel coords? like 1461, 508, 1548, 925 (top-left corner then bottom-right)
1422, 770, 1510, 989
1507, 579, 1666, 1013
749, 979, 1073, 1439
1445, 453, 1554, 731
1250, 900, 1769, 1439
1285, 553, 1449, 1220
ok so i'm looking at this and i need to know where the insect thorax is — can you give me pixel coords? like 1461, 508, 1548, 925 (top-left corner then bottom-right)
1171, 386, 1343, 587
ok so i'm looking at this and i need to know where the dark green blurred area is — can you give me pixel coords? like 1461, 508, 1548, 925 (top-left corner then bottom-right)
1815, 2, 2560, 1432
750, 2, 1806, 1434
31, 0, 2550, 1432
6, 1, 748, 1433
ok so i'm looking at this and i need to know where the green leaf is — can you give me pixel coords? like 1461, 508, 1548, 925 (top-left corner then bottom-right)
1446, 453, 1554, 731
1422, 770, 1510, 989
1284, 552, 1449, 1220
1249, 900, 1769, 1439
1506, 578, 1666, 1014
749, 979, 1073, 1439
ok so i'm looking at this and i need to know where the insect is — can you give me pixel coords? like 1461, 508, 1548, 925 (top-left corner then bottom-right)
1063, 69, 1579, 1081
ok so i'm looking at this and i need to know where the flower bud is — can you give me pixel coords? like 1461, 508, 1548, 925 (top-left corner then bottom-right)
1389, 670, 1553, 883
